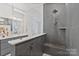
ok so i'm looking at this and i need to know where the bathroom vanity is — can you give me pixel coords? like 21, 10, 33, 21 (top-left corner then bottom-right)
8, 33, 46, 56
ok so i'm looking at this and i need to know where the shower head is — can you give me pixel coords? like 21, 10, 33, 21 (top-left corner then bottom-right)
52, 9, 58, 14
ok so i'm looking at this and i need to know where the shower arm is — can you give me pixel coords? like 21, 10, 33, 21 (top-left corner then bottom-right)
53, 9, 58, 26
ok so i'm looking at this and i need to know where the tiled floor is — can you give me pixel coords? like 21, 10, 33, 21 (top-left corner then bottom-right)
43, 53, 51, 56
5, 53, 51, 56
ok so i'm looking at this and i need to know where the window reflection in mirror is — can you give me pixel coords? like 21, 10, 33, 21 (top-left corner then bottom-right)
12, 8, 24, 35
0, 17, 11, 38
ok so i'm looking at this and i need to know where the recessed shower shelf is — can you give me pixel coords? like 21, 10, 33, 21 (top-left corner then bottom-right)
58, 27, 67, 30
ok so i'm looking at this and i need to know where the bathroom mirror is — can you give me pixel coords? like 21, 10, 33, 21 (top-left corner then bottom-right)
12, 8, 24, 35
0, 12, 24, 37
0, 17, 11, 37
0, 7, 25, 38
0, 17, 22, 37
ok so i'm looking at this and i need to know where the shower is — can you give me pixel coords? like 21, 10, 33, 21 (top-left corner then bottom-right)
43, 3, 68, 55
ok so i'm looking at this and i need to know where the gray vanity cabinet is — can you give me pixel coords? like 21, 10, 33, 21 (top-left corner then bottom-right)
15, 42, 31, 56
30, 37, 44, 56
10, 35, 46, 56
0, 39, 11, 56
15, 38, 44, 56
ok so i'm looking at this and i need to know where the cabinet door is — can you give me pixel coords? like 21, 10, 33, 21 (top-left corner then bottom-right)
15, 42, 31, 56
31, 37, 43, 56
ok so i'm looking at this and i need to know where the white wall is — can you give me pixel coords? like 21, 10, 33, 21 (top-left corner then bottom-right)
0, 3, 12, 18
66, 3, 79, 55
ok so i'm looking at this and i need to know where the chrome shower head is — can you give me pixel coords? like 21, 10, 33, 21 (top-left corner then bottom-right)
53, 9, 58, 14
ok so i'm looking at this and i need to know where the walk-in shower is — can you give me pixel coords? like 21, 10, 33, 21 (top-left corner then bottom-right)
43, 3, 68, 55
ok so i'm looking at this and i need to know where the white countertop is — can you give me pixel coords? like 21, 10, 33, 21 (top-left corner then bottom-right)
0, 33, 28, 40
8, 33, 46, 45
